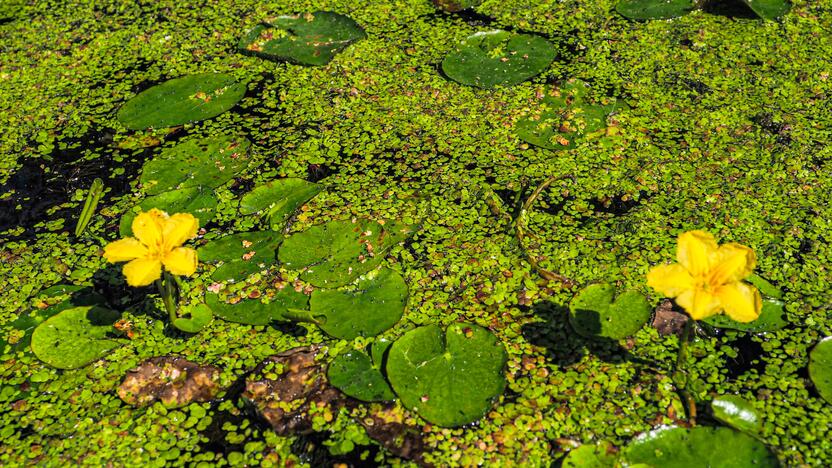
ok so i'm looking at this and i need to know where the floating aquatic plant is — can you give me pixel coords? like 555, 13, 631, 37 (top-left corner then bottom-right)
616, 0, 790, 21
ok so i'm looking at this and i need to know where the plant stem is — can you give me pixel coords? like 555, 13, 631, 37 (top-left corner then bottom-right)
156, 271, 178, 323
673, 319, 697, 425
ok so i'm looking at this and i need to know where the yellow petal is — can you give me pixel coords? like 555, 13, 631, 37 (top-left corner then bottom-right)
715, 282, 762, 323
708, 243, 756, 285
122, 258, 162, 287
103, 238, 148, 263
676, 288, 721, 320
163, 247, 198, 276
162, 213, 199, 249
132, 209, 168, 247
647, 263, 695, 297
676, 230, 718, 277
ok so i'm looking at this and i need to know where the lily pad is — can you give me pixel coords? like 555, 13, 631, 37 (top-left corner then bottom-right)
117, 73, 247, 130
119, 186, 218, 237
239, 179, 323, 230
615, 0, 695, 20
238, 12, 366, 66
516, 79, 619, 151
562, 441, 618, 468
205, 288, 308, 326
301, 268, 408, 340
442, 30, 556, 88
568, 283, 651, 340
702, 298, 787, 332
172, 303, 213, 333
198, 231, 282, 281
809, 337, 832, 404
747, 273, 783, 299
741, 0, 790, 20
620, 426, 778, 467
31, 306, 122, 370
279, 218, 418, 287
327, 345, 395, 402
711, 395, 763, 435
141, 135, 252, 195
386, 322, 507, 427
9, 285, 104, 351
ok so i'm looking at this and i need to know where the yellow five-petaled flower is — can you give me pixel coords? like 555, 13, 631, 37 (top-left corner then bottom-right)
647, 230, 762, 322
103, 209, 199, 287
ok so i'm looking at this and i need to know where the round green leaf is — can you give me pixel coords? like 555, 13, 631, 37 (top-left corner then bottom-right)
119, 187, 218, 237
741, 0, 790, 20
239, 179, 323, 230
238, 12, 366, 66
198, 231, 282, 282
279, 218, 418, 287
386, 322, 507, 427
328, 349, 395, 402
205, 288, 308, 326
615, 0, 695, 20
568, 283, 651, 340
620, 426, 778, 467
809, 337, 832, 404
172, 303, 213, 333
307, 268, 407, 340
711, 395, 763, 435
562, 441, 618, 468
11, 285, 104, 352
442, 30, 556, 89
31, 306, 122, 370
141, 135, 252, 195
117, 73, 247, 130
702, 299, 787, 332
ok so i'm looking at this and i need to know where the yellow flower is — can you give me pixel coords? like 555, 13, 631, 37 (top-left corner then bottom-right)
647, 230, 762, 322
103, 209, 199, 287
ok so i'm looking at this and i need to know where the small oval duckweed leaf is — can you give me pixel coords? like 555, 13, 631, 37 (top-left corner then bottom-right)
562, 441, 618, 468
711, 395, 763, 435
328, 350, 395, 402
172, 303, 213, 333
238, 12, 366, 66
119, 186, 218, 237
433, 0, 482, 12
386, 322, 507, 427
703, 298, 787, 332
198, 231, 282, 281
741, 0, 790, 20
442, 30, 556, 88
279, 218, 418, 287
809, 337, 832, 404
569, 283, 651, 340
621, 426, 778, 467
31, 306, 122, 369
141, 135, 252, 195
117, 73, 247, 130
616, 0, 695, 20
308, 268, 407, 340
205, 288, 308, 326
239, 179, 323, 230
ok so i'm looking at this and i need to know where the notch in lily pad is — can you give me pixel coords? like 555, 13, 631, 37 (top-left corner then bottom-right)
119, 186, 218, 237
442, 30, 556, 88
328, 338, 395, 402
205, 287, 308, 326
117, 73, 247, 130
198, 231, 283, 282
31, 306, 123, 369
569, 283, 651, 340
239, 179, 323, 231
238, 12, 366, 66
809, 336, 832, 404
386, 322, 507, 427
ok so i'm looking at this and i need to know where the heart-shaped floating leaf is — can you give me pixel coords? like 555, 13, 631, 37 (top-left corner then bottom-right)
442, 30, 556, 89
117, 73, 247, 130
239, 179, 323, 230
711, 395, 762, 435
31, 306, 122, 369
328, 343, 395, 402
141, 135, 252, 195
516, 79, 619, 151
562, 441, 618, 468
621, 426, 777, 467
569, 283, 651, 340
279, 218, 418, 287
205, 288, 308, 326
119, 186, 218, 237
297, 268, 408, 340
703, 298, 787, 332
386, 322, 507, 427
432, 0, 482, 12
741, 0, 790, 20
172, 303, 213, 333
238, 12, 366, 66
809, 337, 832, 404
616, 0, 695, 20
198, 231, 282, 282
10, 285, 104, 351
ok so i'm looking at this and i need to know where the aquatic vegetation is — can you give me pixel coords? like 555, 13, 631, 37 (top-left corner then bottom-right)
327, 340, 395, 402
239, 178, 323, 230
198, 231, 283, 281
119, 187, 218, 236
809, 337, 832, 404
30, 305, 122, 369
74, 178, 103, 237
568, 283, 651, 339
620, 426, 778, 466
711, 395, 763, 435
616, 0, 790, 20
205, 286, 308, 326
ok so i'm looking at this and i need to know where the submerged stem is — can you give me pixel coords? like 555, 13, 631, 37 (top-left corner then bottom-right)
673, 319, 697, 425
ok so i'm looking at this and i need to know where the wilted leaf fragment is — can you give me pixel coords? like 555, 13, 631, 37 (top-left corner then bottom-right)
569, 283, 651, 339
616, 0, 695, 20
198, 231, 282, 281
31, 306, 122, 369
809, 337, 832, 404
711, 395, 763, 435
118, 356, 221, 408
239, 179, 323, 230
386, 323, 507, 427
117, 73, 246, 130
